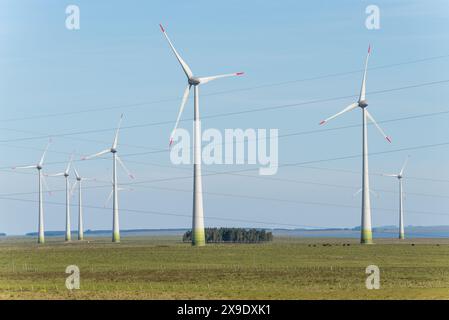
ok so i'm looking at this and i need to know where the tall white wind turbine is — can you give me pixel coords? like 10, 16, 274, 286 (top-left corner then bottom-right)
82, 114, 134, 243
12, 141, 51, 244
47, 155, 74, 242
319, 46, 391, 244
70, 168, 95, 241
383, 156, 410, 239
160, 24, 244, 246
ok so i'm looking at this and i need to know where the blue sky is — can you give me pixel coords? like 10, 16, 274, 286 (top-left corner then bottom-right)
1, 0, 449, 235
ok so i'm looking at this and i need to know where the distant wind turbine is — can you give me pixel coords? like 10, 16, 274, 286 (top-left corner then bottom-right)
160, 23, 244, 246
383, 156, 410, 239
82, 114, 134, 243
12, 141, 51, 244
319, 46, 391, 244
104, 181, 133, 208
47, 155, 74, 242
70, 168, 95, 241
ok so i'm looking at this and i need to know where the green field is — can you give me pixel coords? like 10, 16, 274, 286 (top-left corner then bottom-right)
0, 236, 448, 299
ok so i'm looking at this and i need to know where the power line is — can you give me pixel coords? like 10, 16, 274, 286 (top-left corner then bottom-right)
0, 190, 447, 234
3, 105, 449, 173
0, 196, 329, 229
2, 53, 448, 124
3, 138, 449, 189
1, 78, 448, 148
3, 142, 449, 217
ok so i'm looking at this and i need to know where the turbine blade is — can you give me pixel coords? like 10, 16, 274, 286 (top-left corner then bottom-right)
159, 24, 193, 79
74, 168, 80, 180
12, 165, 36, 170
352, 188, 362, 197
65, 154, 74, 175
353, 187, 379, 198
116, 155, 135, 179
38, 141, 51, 167
359, 45, 371, 102
41, 175, 52, 196
365, 110, 392, 143
82, 149, 110, 160
319, 103, 358, 125
400, 156, 410, 176
104, 190, 113, 208
70, 180, 78, 197
169, 85, 191, 146
382, 173, 399, 177
112, 114, 124, 150
117, 187, 134, 192
199, 72, 244, 85
46, 172, 65, 177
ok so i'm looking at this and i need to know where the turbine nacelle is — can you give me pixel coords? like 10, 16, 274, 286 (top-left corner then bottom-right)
188, 77, 201, 86
358, 100, 368, 108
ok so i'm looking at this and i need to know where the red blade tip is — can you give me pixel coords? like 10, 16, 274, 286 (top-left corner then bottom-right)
319, 120, 326, 125
169, 138, 174, 147
368, 45, 371, 54
386, 136, 392, 143
236, 72, 244, 76
159, 24, 165, 32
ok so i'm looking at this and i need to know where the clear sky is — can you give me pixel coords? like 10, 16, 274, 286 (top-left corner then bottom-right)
1, 0, 449, 235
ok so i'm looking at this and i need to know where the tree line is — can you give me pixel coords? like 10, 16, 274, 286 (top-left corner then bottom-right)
183, 228, 273, 243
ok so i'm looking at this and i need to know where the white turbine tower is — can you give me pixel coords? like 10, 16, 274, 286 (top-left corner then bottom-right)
12, 141, 51, 244
319, 46, 391, 244
383, 156, 410, 240
70, 168, 95, 241
47, 155, 74, 242
82, 114, 134, 243
159, 24, 244, 246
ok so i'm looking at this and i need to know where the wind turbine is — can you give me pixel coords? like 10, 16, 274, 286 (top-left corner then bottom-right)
383, 156, 410, 239
12, 141, 51, 244
47, 155, 74, 242
319, 46, 391, 244
82, 114, 134, 243
70, 168, 95, 241
159, 24, 244, 246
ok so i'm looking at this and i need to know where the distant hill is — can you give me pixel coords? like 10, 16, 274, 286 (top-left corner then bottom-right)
25, 229, 188, 237
21, 226, 449, 239
0, 233, 6, 237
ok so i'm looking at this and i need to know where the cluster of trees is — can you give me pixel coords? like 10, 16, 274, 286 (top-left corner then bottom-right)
183, 228, 273, 243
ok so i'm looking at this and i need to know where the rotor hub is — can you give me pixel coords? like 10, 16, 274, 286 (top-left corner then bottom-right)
188, 77, 200, 86
358, 100, 368, 108
37, 165, 42, 170
111, 148, 117, 153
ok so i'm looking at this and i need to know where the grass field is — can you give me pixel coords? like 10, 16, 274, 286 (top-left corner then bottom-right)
0, 236, 448, 299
